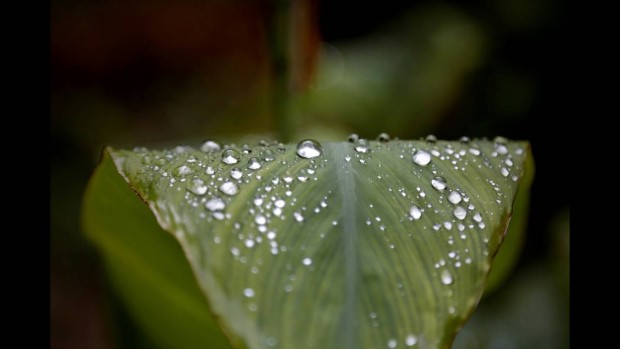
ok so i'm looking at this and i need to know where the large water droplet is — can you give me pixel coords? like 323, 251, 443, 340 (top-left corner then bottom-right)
262, 149, 275, 162
201, 140, 221, 152
248, 157, 262, 170
431, 176, 448, 191
206, 197, 226, 211
412, 150, 431, 166
219, 181, 239, 196
231, 167, 243, 179
255, 215, 267, 225
348, 133, 360, 142
174, 165, 193, 176
453, 206, 467, 220
354, 139, 370, 153
296, 139, 323, 159
441, 269, 453, 285
409, 206, 422, 220
377, 132, 390, 142
187, 178, 207, 195
448, 191, 462, 204
496, 144, 509, 155
222, 149, 241, 164
405, 335, 417, 346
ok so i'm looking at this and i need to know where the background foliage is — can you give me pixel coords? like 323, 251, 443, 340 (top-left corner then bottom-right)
51, 0, 568, 348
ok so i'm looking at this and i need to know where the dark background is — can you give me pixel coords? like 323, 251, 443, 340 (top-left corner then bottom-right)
51, 0, 568, 347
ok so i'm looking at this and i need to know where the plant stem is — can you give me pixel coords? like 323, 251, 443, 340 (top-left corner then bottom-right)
267, 0, 293, 142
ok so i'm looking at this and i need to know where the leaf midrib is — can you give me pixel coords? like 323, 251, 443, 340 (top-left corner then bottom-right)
331, 143, 360, 349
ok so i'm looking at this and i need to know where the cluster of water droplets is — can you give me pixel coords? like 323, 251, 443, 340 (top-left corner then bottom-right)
129, 133, 526, 348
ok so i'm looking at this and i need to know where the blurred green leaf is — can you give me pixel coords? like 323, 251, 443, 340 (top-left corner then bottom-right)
83, 138, 532, 349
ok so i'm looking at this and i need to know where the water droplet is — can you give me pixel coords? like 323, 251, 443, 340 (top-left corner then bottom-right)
409, 206, 422, 220
201, 140, 221, 152
262, 149, 276, 162
496, 144, 508, 155
377, 132, 390, 142
354, 139, 370, 153
187, 178, 208, 195
412, 150, 431, 166
459, 136, 470, 144
296, 139, 323, 159
219, 181, 239, 196
244, 288, 255, 298
303, 258, 312, 266
231, 167, 243, 179
255, 215, 267, 225
473, 212, 482, 222
441, 269, 453, 285
494, 136, 509, 144
206, 166, 215, 175
248, 157, 262, 170
448, 191, 462, 204
431, 176, 448, 191
266, 337, 277, 346
405, 334, 417, 346
500, 167, 509, 177
222, 149, 241, 164
294, 211, 304, 222
453, 206, 467, 220
425, 134, 437, 143
174, 165, 193, 176
274, 199, 285, 208
347, 133, 360, 142
206, 198, 226, 211
388, 339, 397, 348
468, 148, 480, 156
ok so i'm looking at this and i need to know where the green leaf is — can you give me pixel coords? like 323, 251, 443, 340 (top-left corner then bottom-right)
83, 138, 533, 349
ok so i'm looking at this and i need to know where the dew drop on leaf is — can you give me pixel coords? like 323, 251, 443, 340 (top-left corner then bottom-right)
296, 139, 323, 159
453, 206, 467, 220
354, 139, 370, 154
431, 176, 448, 191
412, 150, 431, 166
187, 178, 207, 195
409, 206, 422, 220
205, 198, 226, 211
200, 140, 221, 152
219, 181, 239, 196
248, 157, 262, 170
347, 133, 360, 142
405, 334, 418, 346
222, 149, 241, 165
243, 288, 255, 298
441, 269, 453, 285
378, 132, 390, 142
448, 191, 462, 204
174, 165, 193, 176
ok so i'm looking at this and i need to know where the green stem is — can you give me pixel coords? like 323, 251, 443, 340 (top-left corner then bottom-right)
267, 0, 293, 142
